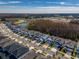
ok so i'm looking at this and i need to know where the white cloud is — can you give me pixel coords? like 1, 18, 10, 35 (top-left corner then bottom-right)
0, 6, 79, 13
0, 6, 17, 8
46, 1, 66, 5
75, 4, 79, 6
59, 2, 79, 6
8, 1, 22, 4
60, 2, 65, 5
46, 1, 79, 6
25, 7, 79, 13
47, 2, 58, 4
0, 1, 22, 4
36, 6, 58, 8
0, 2, 7, 4
65, 3, 79, 6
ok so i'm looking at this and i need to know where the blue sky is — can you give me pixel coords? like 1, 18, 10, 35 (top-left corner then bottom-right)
0, 0, 79, 13
0, 0, 79, 7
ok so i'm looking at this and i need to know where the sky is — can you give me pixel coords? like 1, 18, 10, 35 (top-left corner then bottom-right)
0, 0, 79, 13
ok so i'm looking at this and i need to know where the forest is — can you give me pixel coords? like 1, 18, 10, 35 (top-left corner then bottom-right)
28, 19, 79, 41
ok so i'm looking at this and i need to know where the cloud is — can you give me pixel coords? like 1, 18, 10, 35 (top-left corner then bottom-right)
46, 2, 58, 4
45, 1, 79, 6
59, 2, 79, 6
60, 2, 65, 5
64, 3, 79, 6
0, 6, 17, 8
0, 6, 79, 13
75, 4, 79, 5
45, 1, 66, 5
36, 6, 57, 8
8, 1, 22, 4
0, 2, 7, 4
24, 7, 79, 13
0, 1, 22, 4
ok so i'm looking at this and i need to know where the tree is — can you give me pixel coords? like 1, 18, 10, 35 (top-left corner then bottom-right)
50, 41, 55, 48
0, 17, 6, 21
71, 46, 77, 59
27, 19, 79, 41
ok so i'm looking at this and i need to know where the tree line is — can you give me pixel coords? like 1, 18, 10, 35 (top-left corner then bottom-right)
27, 20, 79, 41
